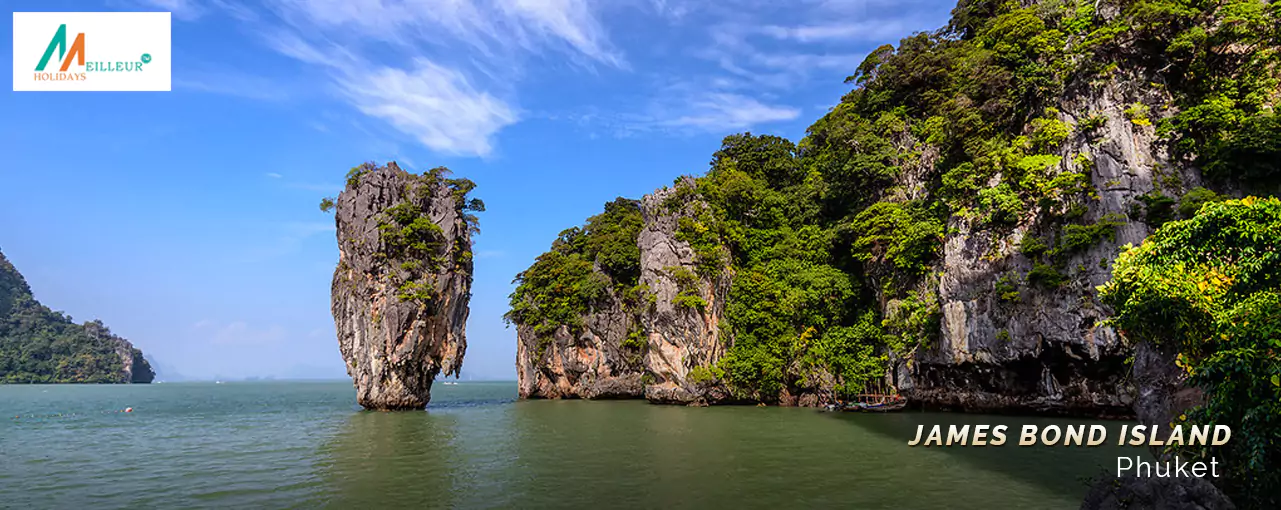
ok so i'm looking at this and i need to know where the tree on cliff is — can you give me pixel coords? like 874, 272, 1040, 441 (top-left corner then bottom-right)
1101, 196, 1281, 507
0, 249, 154, 384
508, 0, 1280, 405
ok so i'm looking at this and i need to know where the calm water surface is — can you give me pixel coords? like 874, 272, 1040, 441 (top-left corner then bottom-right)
0, 382, 1139, 509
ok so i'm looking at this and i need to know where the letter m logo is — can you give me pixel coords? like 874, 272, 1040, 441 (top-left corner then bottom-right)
35, 24, 85, 72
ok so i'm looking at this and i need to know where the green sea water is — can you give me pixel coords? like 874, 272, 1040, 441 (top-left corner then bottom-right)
0, 381, 1141, 509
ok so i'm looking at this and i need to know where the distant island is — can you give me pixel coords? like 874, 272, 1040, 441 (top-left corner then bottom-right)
0, 249, 153, 384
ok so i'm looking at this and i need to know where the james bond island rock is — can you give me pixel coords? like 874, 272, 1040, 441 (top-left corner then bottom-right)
327, 162, 481, 410
0, 249, 154, 384
510, 0, 1280, 414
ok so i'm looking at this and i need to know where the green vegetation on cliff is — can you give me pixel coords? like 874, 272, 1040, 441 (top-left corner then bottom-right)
1101, 196, 1281, 507
0, 250, 153, 384
510, 0, 1279, 405
504, 198, 648, 347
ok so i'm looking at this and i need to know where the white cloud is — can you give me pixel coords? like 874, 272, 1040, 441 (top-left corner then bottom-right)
335, 59, 519, 156
658, 92, 799, 131
247, 0, 620, 156
135, 0, 205, 20
265, 172, 283, 178
499, 0, 622, 67
760, 20, 914, 42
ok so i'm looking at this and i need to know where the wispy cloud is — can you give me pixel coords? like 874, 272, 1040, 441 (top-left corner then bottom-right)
174, 68, 294, 101
759, 20, 916, 43
134, 0, 205, 20
335, 58, 519, 156
654, 91, 799, 132
265, 172, 283, 179
240, 0, 623, 156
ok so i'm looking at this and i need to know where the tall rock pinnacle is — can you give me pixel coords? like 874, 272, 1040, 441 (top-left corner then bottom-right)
329, 162, 479, 410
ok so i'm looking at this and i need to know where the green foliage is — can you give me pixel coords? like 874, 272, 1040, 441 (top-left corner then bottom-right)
346, 162, 375, 188
334, 163, 483, 306
799, 311, 888, 398
1136, 191, 1178, 226
882, 290, 940, 352
1052, 213, 1126, 259
506, 199, 645, 341
1020, 233, 1050, 258
1101, 197, 1281, 507
1027, 262, 1066, 288
1201, 114, 1281, 190
507, 0, 1280, 410
1078, 113, 1106, 135
848, 201, 944, 276
1030, 111, 1070, 151
977, 183, 1023, 225
1177, 186, 1226, 218
687, 365, 724, 385
995, 274, 1021, 302
0, 251, 153, 383
1124, 103, 1152, 126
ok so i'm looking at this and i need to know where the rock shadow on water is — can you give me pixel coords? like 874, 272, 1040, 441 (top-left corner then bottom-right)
832, 410, 1145, 502
317, 410, 463, 508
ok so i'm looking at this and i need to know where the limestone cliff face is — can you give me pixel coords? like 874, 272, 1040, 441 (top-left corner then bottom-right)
85, 320, 155, 384
331, 162, 473, 410
513, 180, 734, 405
515, 287, 643, 399
638, 184, 734, 405
896, 79, 1193, 416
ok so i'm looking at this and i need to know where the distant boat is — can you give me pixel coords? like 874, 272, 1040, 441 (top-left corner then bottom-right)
215, 381, 224, 385
840, 397, 907, 413
442, 381, 458, 386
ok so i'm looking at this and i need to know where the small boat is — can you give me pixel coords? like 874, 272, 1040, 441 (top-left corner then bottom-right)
841, 397, 907, 413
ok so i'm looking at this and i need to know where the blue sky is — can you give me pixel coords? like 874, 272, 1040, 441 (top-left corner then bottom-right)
1, 0, 954, 381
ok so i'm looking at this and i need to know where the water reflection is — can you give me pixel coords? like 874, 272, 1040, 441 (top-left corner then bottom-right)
318, 410, 462, 508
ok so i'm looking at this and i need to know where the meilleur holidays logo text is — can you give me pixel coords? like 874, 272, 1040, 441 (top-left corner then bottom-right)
13, 12, 170, 92
907, 424, 1231, 479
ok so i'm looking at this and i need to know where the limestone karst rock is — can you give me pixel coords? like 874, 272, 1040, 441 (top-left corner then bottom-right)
0, 249, 154, 384
330, 162, 477, 410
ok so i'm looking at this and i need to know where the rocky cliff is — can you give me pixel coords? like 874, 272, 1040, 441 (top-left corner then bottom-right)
0, 249, 154, 384
329, 162, 479, 410
514, 287, 643, 399
637, 183, 735, 405
898, 80, 1188, 416
510, 0, 1278, 415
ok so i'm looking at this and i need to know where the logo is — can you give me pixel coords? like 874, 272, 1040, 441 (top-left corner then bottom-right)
35, 24, 86, 73
13, 12, 171, 92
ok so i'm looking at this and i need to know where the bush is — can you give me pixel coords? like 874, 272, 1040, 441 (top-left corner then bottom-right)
1101, 197, 1281, 507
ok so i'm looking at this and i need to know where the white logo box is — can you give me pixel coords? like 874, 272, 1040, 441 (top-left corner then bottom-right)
13, 12, 171, 92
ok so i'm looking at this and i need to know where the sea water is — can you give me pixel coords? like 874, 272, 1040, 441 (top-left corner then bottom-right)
0, 381, 1140, 509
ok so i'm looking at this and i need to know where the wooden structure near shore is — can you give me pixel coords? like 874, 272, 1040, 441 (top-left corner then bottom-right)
838, 379, 908, 412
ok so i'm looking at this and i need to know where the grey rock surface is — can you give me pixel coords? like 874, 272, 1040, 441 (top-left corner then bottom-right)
515, 286, 644, 399
331, 162, 472, 410
900, 79, 1198, 416
1081, 473, 1234, 510
639, 181, 734, 405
